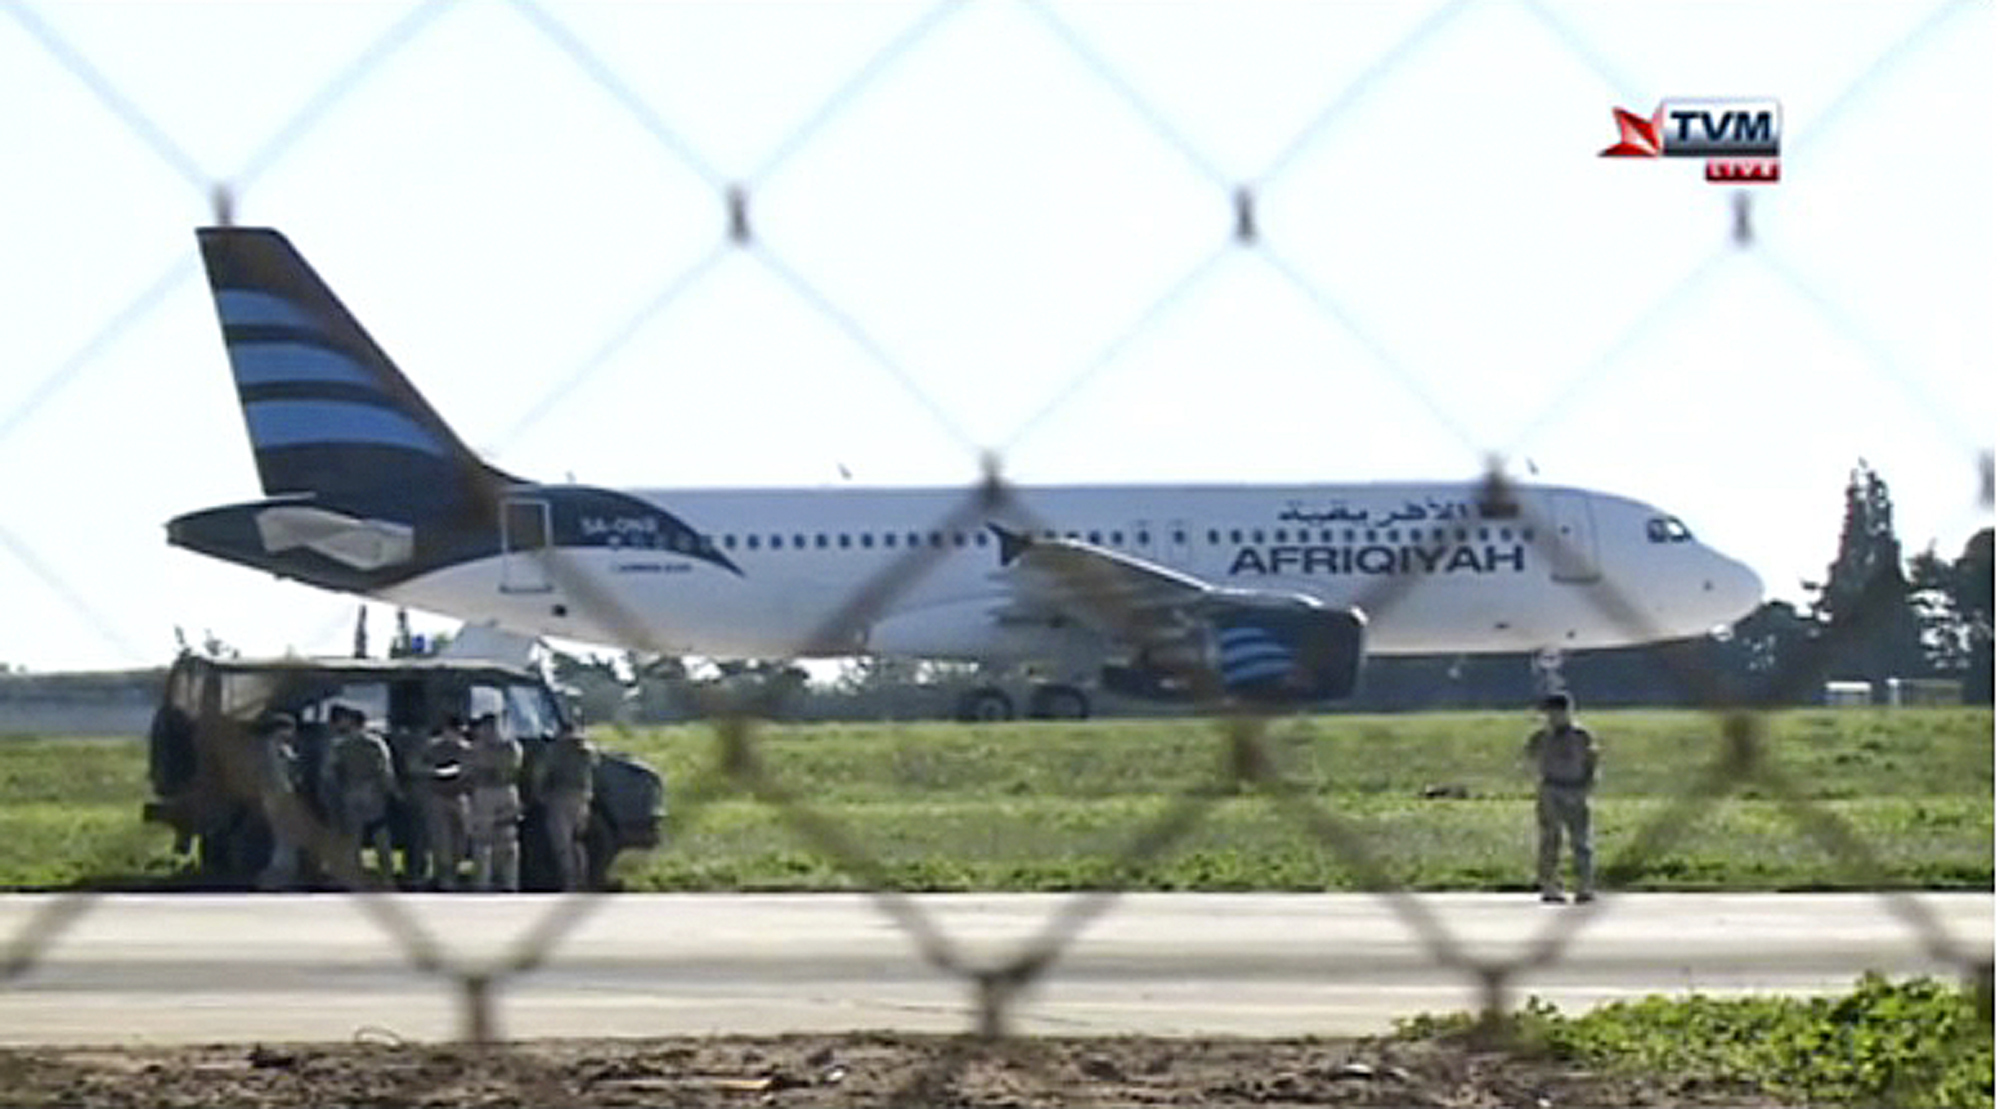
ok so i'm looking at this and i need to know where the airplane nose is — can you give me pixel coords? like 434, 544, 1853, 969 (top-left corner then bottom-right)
1702, 556, 1764, 624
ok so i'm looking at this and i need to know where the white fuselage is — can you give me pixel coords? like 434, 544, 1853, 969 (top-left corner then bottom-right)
378, 481, 1763, 665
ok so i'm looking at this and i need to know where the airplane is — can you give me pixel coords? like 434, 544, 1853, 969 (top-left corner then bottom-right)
168, 227, 1764, 720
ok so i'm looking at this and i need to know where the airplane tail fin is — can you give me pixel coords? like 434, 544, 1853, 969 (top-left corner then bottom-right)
195, 227, 514, 517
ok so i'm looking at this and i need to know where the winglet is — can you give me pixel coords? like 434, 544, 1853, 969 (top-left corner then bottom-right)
988, 523, 1032, 567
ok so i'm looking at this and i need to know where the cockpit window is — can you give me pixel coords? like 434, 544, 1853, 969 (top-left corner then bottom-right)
1646, 516, 1693, 543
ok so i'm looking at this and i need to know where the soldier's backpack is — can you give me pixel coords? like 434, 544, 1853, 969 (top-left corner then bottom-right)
333, 732, 393, 789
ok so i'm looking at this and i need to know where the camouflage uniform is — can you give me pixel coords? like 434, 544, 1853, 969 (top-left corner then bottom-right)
418, 725, 473, 891
253, 715, 303, 891
319, 708, 399, 883
464, 716, 522, 892
1525, 702, 1598, 902
533, 729, 597, 891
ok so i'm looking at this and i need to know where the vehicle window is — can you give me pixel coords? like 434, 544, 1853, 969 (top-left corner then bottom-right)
467, 684, 505, 725
328, 683, 389, 730
505, 683, 555, 740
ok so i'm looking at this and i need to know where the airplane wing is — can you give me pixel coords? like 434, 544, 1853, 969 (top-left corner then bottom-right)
987, 526, 1297, 644
984, 525, 1366, 702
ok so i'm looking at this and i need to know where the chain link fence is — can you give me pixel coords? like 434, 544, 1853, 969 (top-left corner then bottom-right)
0, 0, 1990, 1088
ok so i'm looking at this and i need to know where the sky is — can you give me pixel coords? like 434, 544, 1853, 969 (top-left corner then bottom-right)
1, 0, 1992, 672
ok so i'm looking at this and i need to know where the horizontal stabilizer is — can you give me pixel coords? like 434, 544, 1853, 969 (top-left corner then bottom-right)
254, 505, 414, 571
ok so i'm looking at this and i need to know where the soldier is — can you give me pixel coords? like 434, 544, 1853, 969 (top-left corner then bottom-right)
532, 724, 598, 891
464, 713, 523, 892
1524, 692, 1598, 904
417, 716, 473, 891
318, 704, 399, 884
252, 712, 303, 891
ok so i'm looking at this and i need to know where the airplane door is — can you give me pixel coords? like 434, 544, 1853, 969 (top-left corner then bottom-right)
501, 497, 554, 594
1547, 492, 1601, 583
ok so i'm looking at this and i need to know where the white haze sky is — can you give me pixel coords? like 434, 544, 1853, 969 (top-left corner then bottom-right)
1, 0, 1992, 671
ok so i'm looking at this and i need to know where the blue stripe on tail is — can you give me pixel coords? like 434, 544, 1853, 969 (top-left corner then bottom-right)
244, 400, 449, 457
197, 227, 516, 512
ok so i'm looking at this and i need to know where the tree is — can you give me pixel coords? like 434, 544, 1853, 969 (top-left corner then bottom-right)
1807, 462, 1925, 690
1952, 528, 1993, 703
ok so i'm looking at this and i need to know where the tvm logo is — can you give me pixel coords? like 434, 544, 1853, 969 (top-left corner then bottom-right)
1600, 99, 1781, 184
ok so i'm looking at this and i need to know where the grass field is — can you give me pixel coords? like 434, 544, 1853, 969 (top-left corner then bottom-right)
0, 708, 1988, 892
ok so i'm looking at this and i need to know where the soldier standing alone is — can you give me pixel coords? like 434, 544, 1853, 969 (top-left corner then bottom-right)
532, 724, 598, 891
1524, 692, 1598, 904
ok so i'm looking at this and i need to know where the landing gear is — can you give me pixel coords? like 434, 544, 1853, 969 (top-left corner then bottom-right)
1532, 648, 1567, 697
955, 686, 1014, 722
1027, 683, 1090, 720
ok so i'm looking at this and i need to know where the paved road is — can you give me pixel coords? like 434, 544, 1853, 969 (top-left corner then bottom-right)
0, 892, 1987, 1044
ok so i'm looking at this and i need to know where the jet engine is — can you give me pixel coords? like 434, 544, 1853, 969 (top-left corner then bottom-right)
1102, 600, 1366, 705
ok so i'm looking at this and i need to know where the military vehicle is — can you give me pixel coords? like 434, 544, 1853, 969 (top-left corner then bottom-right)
144, 653, 663, 890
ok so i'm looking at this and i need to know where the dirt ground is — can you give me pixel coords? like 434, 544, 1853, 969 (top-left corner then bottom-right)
0, 1033, 1794, 1108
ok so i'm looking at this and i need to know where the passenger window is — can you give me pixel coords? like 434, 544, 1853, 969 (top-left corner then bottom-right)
860, 533, 873, 548
1088, 530, 1102, 544
1251, 530, 1264, 543
838, 534, 851, 549
953, 532, 967, 547
1478, 527, 1490, 542
1386, 529, 1399, 543
975, 531, 989, 546
1274, 529, 1288, 543
771, 534, 783, 549
815, 534, 828, 549
1523, 528, 1535, 542
883, 533, 896, 548
1110, 531, 1124, 545
1171, 530, 1186, 544
1229, 529, 1242, 544
724, 535, 738, 550
792, 535, 805, 549
1137, 530, 1151, 545
929, 532, 943, 548
1343, 529, 1355, 543
907, 532, 921, 547
1320, 529, 1333, 543
1206, 530, 1219, 544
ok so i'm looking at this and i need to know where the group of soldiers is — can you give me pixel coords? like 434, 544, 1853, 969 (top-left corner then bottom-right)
249, 707, 598, 892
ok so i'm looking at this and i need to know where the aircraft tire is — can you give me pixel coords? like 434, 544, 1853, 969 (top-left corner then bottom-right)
955, 687, 1014, 723
1027, 684, 1091, 720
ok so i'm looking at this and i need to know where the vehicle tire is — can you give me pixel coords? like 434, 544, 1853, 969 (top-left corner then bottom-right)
582, 811, 618, 892
1027, 684, 1090, 720
954, 687, 1014, 723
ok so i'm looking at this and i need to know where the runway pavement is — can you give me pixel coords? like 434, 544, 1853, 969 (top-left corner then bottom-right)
0, 892, 1988, 1044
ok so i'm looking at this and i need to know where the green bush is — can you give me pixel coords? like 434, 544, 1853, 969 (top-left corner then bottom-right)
1399, 974, 1994, 1109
